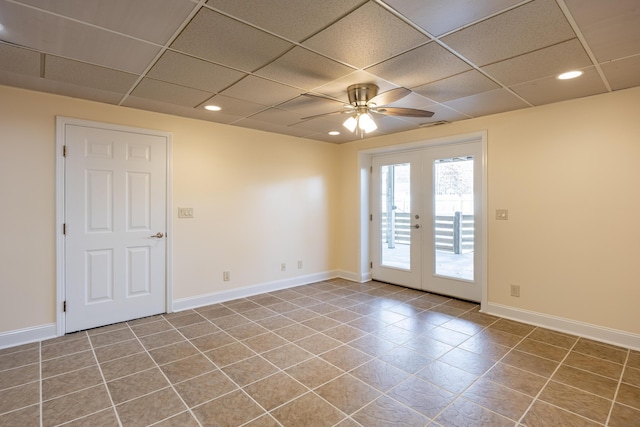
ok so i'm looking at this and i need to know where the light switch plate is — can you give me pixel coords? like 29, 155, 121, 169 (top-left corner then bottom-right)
495, 209, 508, 220
178, 207, 194, 218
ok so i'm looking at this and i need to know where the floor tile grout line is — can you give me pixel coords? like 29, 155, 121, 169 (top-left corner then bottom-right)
516, 335, 582, 425
0, 378, 41, 394
522, 399, 608, 426
605, 348, 630, 426
86, 331, 124, 427
350, 312, 495, 424
205, 312, 372, 417
39, 341, 43, 427
146, 410, 198, 427
0, 348, 41, 363
0, 361, 40, 377
424, 321, 535, 424
163, 313, 296, 426
4, 279, 638, 426
188, 287, 397, 425
124, 322, 205, 427
315, 283, 501, 423
40, 341, 125, 426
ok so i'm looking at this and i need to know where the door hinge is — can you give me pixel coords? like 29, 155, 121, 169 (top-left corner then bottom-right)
63, 145, 67, 157
63, 301, 67, 312
370, 214, 373, 221
370, 166, 373, 173
370, 261, 373, 269
63, 223, 66, 235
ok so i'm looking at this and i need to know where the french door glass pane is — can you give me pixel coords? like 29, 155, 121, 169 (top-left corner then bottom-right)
434, 157, 474, 280
380, 163, 410, 270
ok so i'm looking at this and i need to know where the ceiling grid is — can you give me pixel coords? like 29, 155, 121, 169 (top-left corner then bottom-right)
0, 0, 637, 143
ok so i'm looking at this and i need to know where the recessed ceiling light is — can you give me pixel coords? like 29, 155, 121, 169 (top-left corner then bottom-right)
328, 131, 340, 136
204, 105, 221, 111
557, 70, 583, 80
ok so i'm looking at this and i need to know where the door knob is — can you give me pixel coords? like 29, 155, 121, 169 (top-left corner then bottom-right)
150, 232, 164, 238
412, 224, 420, 229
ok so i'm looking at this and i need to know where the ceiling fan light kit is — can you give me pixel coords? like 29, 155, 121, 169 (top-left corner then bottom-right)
343, 112, 377, 136
302, 83, 434, 138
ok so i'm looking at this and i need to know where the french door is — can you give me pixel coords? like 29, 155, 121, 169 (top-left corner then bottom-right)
371, 141, 483, 302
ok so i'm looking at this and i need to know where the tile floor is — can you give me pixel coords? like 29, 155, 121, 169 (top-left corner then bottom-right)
1, 279, 639, 426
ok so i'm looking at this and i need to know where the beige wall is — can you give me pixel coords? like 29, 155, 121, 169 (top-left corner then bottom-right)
2, 83, 639, 339
335, 86, 640, 335
0, 85, 339, 333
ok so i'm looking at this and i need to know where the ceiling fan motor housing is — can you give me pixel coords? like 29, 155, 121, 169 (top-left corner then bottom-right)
347, 84, 379, 106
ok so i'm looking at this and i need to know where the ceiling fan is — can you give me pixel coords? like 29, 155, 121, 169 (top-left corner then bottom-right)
301, 83, 434, 137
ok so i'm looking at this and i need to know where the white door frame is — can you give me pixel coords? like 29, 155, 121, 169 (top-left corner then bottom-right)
358, 131, 488, 308
55, 116, 173, 336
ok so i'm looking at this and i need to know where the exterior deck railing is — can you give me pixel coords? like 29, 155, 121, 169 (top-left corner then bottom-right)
382, 212, 474, 254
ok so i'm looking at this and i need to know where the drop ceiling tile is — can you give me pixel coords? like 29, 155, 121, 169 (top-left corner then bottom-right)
45, 56, 139, 93
482, 38, 592, 86
382, 92, 436, 109
233, 118, 317, 139
122, 95, 242, 124
383, 0, 521, 37
255, 47, 354, 91
444, 88, 529, 117
365, 42, 472, 89
372, 115, 421, 134
0, 70, 125, 104
413, 70, 500, 103
277, 95, 346, 118
303, 2, 430, 69
221, 76, 301, 107
197, 94, 268, 117
147, 50, 246, 93
245, 108, 307, 127
306, 132, 360, 144
170, 7, 293, 72
205, 0, 366, 42
601, 55, 640, 91
441, 0, 576, 66
130, 78, 213, 107
0, 43, 40, 76
0, 1, 161, 73
564, 0, 640, 62
510, 67, 607, 106
13, 0, 197, 44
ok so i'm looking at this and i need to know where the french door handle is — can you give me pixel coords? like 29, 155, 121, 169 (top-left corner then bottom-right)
149, 232, 164, 238
412, 224, 420, 229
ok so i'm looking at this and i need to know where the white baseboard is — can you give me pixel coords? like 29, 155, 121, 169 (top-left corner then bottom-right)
484, 302, 640, 351
173, 270, 344, 312
0, 271, 364, 350
335, 269, 370, 283
0, 323, 57, 350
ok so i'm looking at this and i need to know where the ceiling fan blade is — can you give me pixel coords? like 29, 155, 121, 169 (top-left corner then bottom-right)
369, 87, 411, 106
374, 107, 435, 118
298, 110, 350, 122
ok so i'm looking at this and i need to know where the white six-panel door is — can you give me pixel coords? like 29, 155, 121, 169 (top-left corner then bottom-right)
63, 122, 168, 333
